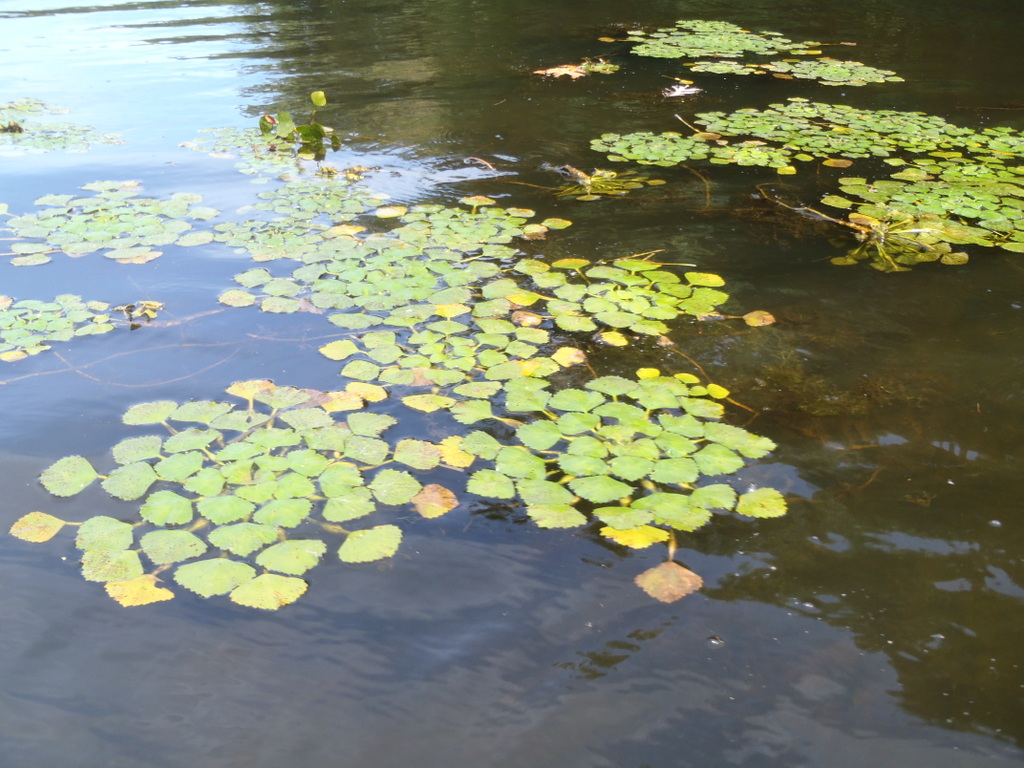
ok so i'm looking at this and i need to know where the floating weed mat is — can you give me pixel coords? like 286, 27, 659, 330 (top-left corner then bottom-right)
592, 99, 1024, 268
0, 294, 135, 362
182, 126, 299, 176
0, 97, 124, 156
10, 366, 783, 608
11, 190, 787, 606
623, 20, 901, 87
0, 180, 219, 265
542, 164, 666, 201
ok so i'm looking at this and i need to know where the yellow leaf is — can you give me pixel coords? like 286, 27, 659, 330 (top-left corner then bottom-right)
635, 561, 703, 602
776, 166, 798, 175
506, 292, 541, 307
105, 574, 176, 607
375, 205, 407, 218
599, 331, 629, 347
320, 390, 364, 412
599, 525, 669, 549
706, 383, 730, 399
1, 350, 28, 363
347, 382, 388, 402
9, 511, 66, 542
324, 224, 364, 238
438, 436, 475, 468
552, 347, 586, 367
674, 372, 700, 383
434, 303, 471, 318
517, 358, 548, 376
743, 309, 776, 327
822, 158, 853, 168
636, 367, 661, 379
227, 379, 275, 401
412, 484, 459, 519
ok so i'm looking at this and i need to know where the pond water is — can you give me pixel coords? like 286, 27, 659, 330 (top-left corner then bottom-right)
2, 0, 1023, 766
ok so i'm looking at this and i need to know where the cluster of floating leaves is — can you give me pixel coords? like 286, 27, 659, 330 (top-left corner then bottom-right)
11, 182, 787, 606
592, 98, 1024, 265
689, 57, 902, 86
0, 98, 123, 156
626, 20, 819, 59
624, 20, 900, 87
0, 294, 121, 362
543, 165, 667, 201
181, 127, 309, 177
1, 181, 218, 265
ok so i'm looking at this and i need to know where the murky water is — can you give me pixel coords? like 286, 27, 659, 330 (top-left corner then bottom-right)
1, 0, 1023, 766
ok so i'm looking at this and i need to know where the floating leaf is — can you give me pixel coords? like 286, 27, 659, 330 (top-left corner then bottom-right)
527, 504, 588, 528
40, 455, 98, 497
393, 439, 442, 471
140, 530, 208, 565
208, 523, 280, 557
599, 525, 669, 549
635, 561, 703, 602
568, 475, 632, 503
81, 549, 144, 582
229, 573, 307, 610
142, 490, 195, 525
369, 469, 423, 505
105, 574, 175, 607
9, 511, 66, 542
174, 558, 256, 597
736, 487, 787, 518
256, 539, 326, 575
253, 498, 312, 527
338, 524, 402, 563
123, 400, 178, 425
101, 461, 159, 501
412, 484, 459, 518
75, 515, 134, 550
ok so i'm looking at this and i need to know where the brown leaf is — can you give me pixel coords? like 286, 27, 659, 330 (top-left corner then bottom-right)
534, 64, 587, 79
822, 158, 854, 168
412, 484, 459, 519
635, 561, 703, 603
511, 310, 544, 326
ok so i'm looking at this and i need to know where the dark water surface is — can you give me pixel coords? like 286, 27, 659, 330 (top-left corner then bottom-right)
1, 1, 1023, 766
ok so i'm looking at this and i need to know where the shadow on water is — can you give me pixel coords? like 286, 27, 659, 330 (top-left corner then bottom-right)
1, 0, 1023, 766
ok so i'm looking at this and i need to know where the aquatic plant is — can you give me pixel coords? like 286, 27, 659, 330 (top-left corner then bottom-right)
592, 98, 1024, 266
11, 183, 787, 607
624, 20, 901, 87
0, 97, 123, 155
541, 164, 665, 201
0, 180, 218, 265
0, 294, 157, 362
258, 90, 341, 160
534, 59, 620, 79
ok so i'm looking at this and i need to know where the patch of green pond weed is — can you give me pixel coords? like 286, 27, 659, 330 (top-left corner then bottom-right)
0, 97, 124, 156
11, 186, 787, 607
1, 180, 219, 266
